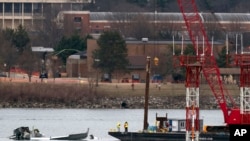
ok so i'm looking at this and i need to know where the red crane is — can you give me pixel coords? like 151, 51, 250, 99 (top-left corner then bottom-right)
176, 0, 248, 125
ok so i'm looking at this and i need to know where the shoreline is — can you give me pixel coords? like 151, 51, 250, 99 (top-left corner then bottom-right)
0, 81, 240, 109
0, 96, 224, 109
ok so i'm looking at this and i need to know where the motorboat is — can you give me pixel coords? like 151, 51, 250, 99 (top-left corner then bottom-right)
9, 127, 89, 140
9, 127, 44, 140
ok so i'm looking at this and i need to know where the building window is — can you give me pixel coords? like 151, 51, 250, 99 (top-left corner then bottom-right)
0, 4, 2, 12
24, 3, 32, 13
33, 3, 42, 13
104, 25, 110, 29
5, 3, 12, 13
180, 121, 185, 128
74, 17, 82, 22
14, 3, 21, 13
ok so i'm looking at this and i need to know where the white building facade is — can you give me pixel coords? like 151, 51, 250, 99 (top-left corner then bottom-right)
0, 0, 91, 29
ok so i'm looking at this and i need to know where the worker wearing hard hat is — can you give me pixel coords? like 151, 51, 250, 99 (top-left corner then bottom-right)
117, 122, 121, 132
124, 121, 128, 132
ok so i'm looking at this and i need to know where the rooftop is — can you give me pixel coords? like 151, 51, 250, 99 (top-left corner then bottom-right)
0, 0, 91, 3
88, 12, 250, 23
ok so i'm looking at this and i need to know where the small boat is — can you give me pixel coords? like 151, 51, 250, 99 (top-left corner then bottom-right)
9, 127, 44, 140
50, 128, 89, 140
10, 127, 89, 140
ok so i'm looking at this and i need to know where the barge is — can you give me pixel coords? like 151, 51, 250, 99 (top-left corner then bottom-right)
108, 113, 229, 141
108, 131, 229, 141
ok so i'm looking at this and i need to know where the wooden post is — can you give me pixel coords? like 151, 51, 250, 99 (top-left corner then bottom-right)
143, 56, 151, 131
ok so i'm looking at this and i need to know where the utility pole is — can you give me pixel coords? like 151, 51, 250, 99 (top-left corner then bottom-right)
143, 56, 151, 131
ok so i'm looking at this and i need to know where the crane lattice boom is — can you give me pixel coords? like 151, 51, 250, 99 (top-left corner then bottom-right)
177, 0, 240, 124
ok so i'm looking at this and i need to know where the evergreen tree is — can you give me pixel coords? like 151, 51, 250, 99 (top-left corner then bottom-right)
55, 34, 91, 64
172, 44, 195, 82
184, 44, 196, 55
12, 25, 30, 53
216, 46, 229, 67
93, 31, 129, 80
3, 25, 30, 53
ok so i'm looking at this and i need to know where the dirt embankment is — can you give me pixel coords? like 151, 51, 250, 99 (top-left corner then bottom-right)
0, 82, 240, 109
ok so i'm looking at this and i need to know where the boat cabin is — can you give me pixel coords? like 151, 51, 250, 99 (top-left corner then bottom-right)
154, 113, 204, 132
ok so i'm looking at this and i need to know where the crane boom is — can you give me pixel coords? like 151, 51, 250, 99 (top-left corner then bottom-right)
177, 0, 240, 124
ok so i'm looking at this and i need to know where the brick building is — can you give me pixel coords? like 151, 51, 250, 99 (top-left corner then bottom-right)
60, 11, 250, 37
75, 39, 224, 82
63, 11, 250, 81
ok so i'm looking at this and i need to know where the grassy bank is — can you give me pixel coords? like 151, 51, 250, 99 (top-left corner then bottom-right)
0, 81, 240, 109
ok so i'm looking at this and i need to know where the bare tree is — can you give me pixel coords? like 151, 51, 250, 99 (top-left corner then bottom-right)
30, 4, 63, 48
203, 14, 225, 40
18, 49, 40, 82
0, 31, 18, 77
157, 14, 182, 40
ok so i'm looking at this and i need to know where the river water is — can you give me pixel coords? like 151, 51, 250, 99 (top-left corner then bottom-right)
0, 109, 225, 141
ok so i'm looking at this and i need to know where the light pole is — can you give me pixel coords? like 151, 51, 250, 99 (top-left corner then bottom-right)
143, 56, 151, 131
4, 63, 6, 73
4, 63, 7, 80
94, 59, 100, 87
42, 52, 47, 78
78, 59, 80, 79
142, 38, 148, 55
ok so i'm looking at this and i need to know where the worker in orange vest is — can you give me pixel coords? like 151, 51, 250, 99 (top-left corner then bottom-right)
124, 121, 128, 132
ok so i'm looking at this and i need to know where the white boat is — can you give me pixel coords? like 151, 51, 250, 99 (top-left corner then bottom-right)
9, 127, 44, 140
10, 127, 89, 140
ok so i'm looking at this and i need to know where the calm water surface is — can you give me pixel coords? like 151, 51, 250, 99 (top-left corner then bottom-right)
0, 109, 224, 141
